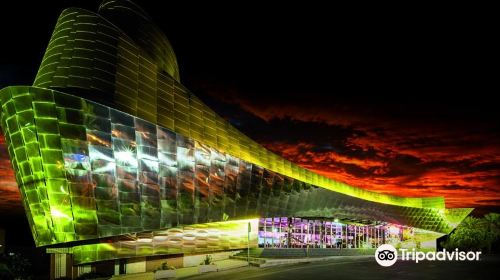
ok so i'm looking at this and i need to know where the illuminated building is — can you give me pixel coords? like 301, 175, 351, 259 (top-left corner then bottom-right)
0, 0, 471, 277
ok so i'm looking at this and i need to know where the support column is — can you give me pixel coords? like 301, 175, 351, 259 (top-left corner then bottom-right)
330, 222, 333, 248
377, 226, 380, 247
301, 220, 304, 248
360, 226, 363, 248
312, 220, 315, 248
383, 226, 386, 244
271, 218, 275, 248
373, 226, 376, 248
287, 217, 292, 248
361, 226, 364, 248
320, 221, 324, 248
354, 226, 357, 248
359, 226, 365, 248
345, 224, 348, 248
363, 226, 366, 248
362, 226, 365, 248
359, 226, 361, 248
263, 218, 267, 248
278, 218, 282, 248
369, 227, 371, 247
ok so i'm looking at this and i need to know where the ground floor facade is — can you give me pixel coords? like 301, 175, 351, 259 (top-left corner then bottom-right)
257, 217, 423, 249
48, 216, 443, 279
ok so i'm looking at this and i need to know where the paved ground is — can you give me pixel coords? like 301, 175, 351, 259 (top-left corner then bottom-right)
184, 255, 500, 280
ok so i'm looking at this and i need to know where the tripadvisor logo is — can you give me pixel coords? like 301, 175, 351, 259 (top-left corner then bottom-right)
375, 244, 482, 267
375, 244, 398, 267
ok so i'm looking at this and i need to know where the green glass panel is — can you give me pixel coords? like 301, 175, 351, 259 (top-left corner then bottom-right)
33, 102, 57, 118
13, 94, 33, 112
21, 126, 37, 144
35, 118, 59, 134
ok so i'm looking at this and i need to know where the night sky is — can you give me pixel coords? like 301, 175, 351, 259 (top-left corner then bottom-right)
0, 0, 498, 222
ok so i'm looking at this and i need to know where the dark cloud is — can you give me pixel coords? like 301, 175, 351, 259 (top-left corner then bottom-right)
477, 199, 500, 204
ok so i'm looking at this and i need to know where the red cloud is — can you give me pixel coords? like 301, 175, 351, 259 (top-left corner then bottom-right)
206, 90, 500, 210
0, 134, 22, 211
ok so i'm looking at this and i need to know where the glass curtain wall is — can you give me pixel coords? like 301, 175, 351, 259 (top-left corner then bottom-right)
258, 217, 406, 249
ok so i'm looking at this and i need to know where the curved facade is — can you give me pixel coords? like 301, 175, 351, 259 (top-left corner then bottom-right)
33, 6, 442, 211
0, 0, 471, 268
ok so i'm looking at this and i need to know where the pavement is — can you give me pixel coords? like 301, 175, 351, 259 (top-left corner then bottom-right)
248, 255, 373, 268
175, 259, 250, 278
111, 254, 500, 279
169, 256, 373, 278
111, 259, 250, 279
182, 255, 500, 280
174, 256, 373, 278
